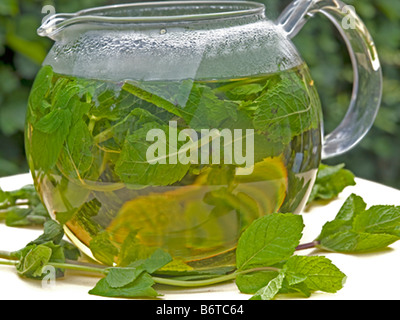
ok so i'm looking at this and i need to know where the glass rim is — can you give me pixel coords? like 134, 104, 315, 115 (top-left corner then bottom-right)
38, 1, 265, 38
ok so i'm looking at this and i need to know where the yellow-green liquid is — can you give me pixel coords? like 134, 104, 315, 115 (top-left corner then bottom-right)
25, 64, 322, 271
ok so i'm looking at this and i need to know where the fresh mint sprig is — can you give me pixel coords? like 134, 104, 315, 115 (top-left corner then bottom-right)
0, 185, 50, 226
0, 211, 348, 300
1, 166, 400, 300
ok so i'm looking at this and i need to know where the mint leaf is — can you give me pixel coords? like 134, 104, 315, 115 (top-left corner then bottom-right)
236, 213, 304, 270
115, 122, 190, 187
30, 109, 72, 171
89, 231, 119, 265
89, 272, 160, 298
28, 65, 53, 113
140, 248, 173, 273
317, 194, 400, 252
250, 271, 285, 300
308, 163, 356, 204
14, 241, 66, 279
58, 119, 94, 179
122, 82, 186, 119
105, 248, 172, 288
243, 256, 345, 300
283, 255, 346, 294
253, 73, 317, 144
236, 270, 279, 294
28, 220, 64, 245
3, 203, 49, 227
15, 244, 52, 278
353, 205, 400, 236
105, 267, 144, 288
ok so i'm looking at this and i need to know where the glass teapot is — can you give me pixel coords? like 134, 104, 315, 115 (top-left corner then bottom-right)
26, 0, 382, 270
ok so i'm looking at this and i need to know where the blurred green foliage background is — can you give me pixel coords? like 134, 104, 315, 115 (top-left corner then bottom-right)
0, 0, 399, 187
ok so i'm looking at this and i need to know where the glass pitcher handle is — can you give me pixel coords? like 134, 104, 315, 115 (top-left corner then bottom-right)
278, 0, 382, 159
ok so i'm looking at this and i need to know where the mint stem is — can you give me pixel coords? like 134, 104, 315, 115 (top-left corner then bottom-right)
153, 266, 280, 287
296, 240, 320, 251
0, 250, 17, 260
0, 250, 282, 288
49, 262, 107, 275
0, 259, 18, 267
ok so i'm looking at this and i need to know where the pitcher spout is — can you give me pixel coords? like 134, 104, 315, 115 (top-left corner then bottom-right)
37, 13, 75, 39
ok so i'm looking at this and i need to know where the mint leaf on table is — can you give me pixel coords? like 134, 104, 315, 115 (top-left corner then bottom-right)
281, 255, 345, 296
236, 213, 304, 270
0, 185, 50, 227
234, 213, 346, 300
89, 272, 159, 298
307, 163, 356, 204
317, 193, 400, 252
11, 219, 80, 278
250, 270, 286, 300
28, 220, 64, 246
13, 241, 65, 279
105, 248, 172, 288
89, 248, 172, 298
243, 256, 346, 300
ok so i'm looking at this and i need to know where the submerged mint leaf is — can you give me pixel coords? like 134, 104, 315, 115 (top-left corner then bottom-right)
115, 122, 190, 187
89, 231, 119, 266
58, 119, 94, 179
253, 73, 317, 144
317, 194, 400, 252
28, 65, 53, 113
29, 108, 72, 171
236, 213, 304, 270
308, 163, 356, 204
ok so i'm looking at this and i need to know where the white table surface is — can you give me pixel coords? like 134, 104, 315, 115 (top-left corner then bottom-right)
1, 173, 400, 300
